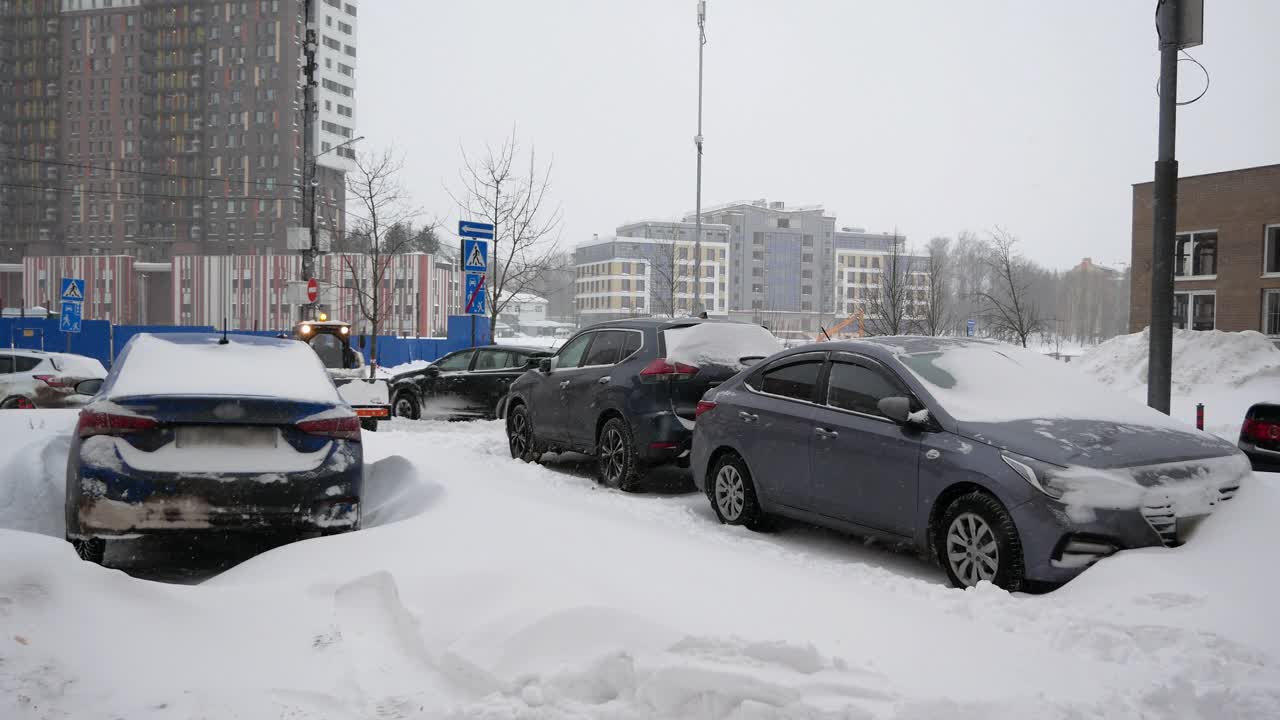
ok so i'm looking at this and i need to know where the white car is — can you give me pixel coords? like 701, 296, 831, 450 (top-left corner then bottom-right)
0, 350, 107, 409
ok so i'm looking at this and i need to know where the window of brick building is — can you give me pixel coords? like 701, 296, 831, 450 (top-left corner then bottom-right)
1174, 231, 1217, 278
1265, 290, 1280, 337
1265, 225, 1280, 276
1173, 291, 1215, 331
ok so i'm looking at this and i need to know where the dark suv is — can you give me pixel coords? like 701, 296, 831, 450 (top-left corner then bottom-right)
504, 319, 781, 490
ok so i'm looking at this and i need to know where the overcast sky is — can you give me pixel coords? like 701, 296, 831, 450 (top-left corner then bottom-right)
357, 1, 1280, 270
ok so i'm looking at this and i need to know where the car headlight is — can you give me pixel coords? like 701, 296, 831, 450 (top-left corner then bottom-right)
1001, 453, 1065, 499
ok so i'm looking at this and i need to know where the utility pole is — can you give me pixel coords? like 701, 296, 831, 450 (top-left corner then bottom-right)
1147, 0, 1202, 414
692, 0, 706, 317
300, 0, 319, 322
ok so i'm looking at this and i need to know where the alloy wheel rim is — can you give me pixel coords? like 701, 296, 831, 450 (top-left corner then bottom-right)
510, 413, 529, 456
394, 396, 414, 418
714, 465, 745, 520
945, 512, 999, 587
601, 428, 625, 484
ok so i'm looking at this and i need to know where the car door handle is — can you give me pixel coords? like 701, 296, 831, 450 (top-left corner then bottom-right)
814, 427, 839, 439
559, 380, 571, 389
597, 376, 611, 385
738, 411, 758, 423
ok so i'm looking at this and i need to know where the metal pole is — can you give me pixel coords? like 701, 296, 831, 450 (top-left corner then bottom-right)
300, 0, 318, 323
1147, 0, 1180, 414
692, 0, 706, 317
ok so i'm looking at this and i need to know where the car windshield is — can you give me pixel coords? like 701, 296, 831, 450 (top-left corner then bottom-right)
898, 344, 1184, 428
308, 334, 346, 369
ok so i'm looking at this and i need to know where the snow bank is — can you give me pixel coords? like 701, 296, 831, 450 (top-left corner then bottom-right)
664, 322, 783, 369
108, 333, 343, 404
0, 411, 76, 538
1077, 328, 1280, 439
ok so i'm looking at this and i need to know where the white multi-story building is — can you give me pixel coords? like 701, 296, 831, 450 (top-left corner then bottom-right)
832, 229, 929, 335
312, 0, 358, 172
573, 221, 731, 323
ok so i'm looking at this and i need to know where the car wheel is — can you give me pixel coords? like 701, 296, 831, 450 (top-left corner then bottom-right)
597, 417, 640, 492
935, 491, 1025, 592
69, 537, 105, 565
392, 390, 421, 420
1, 396, 35, 410
709, 452, 771, 531
507, 404, 539, 462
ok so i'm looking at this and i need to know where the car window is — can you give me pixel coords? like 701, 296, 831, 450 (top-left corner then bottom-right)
13, 356, 41, 372
436, 350, 475, 372
620, 331, 642, 360
474, 350, 511, 370
507, 352, 527, 368
827, 361, 901, 417
0, 355, 11, 374
757, 359, 823, 402
555, 333, 593, 369
583, 330, 627, 367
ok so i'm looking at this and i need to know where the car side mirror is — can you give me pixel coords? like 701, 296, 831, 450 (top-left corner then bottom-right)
877, 396, 912, 424
523, 357, 541, 370
75, 378, 104, 396
424, 365, 441, 377
538, 358, 553, 374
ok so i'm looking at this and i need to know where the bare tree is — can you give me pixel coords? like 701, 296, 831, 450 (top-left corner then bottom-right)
923, 236, 952, 336
335, 149, 420, 375
864, 231, 918, 336
648, 240, 689, 318
451, 132, 562, 337
974, 229, 1045, 347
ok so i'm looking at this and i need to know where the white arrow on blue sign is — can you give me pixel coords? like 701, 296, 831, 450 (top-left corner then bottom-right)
458, 220, 495, 240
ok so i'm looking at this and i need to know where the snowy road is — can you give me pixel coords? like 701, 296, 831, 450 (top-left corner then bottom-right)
1, 415, 1279, 718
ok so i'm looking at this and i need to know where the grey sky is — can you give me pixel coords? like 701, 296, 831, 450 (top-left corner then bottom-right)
358, 1, 1280, 270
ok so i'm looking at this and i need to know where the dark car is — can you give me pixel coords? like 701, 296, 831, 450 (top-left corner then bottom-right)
504, 319, 782, 490
1239, 402, 1280, 472
691, 337, 1251, 591
64, 333, 363, 566
388, 345, 553, 420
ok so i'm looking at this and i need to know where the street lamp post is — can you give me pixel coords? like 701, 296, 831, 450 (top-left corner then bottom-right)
692, 0, 707, 317
301, 135, 363, 321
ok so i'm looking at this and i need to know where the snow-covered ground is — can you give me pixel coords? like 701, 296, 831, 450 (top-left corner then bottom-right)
2, 330, 1279, 718
1076, 328, 1280, 440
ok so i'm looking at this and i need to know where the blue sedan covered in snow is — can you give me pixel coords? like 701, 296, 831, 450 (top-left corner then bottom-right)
64, 333, 364, 565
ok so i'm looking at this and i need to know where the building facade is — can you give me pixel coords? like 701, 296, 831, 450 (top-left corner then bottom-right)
0, 0, 356, 263
0, 250, 461, 334
1130, 164, 1280, 337
573, 221, 731, 323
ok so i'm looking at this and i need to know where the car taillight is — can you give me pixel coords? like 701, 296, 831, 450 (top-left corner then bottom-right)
297, 416, 362, 441
77, 410, 158, 438
695, 400, 717, 418
33, 374, 71, 388
639, 358, 699, 382
1242, 418, 1280, 443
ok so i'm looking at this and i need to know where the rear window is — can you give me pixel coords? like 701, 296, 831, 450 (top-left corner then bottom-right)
662, 323, 782, 370
13, 356, 41, 372
106, 334, 342, 404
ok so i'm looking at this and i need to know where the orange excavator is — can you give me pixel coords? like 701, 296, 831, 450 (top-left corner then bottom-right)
820, 309, 865, 340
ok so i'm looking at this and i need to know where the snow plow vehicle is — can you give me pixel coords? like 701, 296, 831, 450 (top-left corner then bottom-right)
294, 316, 390, 431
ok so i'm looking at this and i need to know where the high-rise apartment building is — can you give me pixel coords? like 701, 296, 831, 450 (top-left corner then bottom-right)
0, 0, 357, 263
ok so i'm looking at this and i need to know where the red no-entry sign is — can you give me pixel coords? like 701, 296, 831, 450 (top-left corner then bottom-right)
306, 277, 319, 304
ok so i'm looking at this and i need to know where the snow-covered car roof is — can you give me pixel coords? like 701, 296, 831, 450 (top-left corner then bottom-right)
105, 333, 343, 404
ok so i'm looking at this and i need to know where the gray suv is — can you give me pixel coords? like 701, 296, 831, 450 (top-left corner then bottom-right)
691, 337, 1250, 591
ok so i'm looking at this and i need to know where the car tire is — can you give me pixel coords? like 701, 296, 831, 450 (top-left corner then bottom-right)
935, 491, 1025, 592
1, 396, 35, 410
392, 390, 421, 420
597, 417, 641, 492
507, 403, 539, 463
708, 452, 771, 531
69, 537, 105, 565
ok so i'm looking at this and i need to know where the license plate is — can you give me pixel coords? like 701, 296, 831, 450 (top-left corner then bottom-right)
175, 426, 278, 449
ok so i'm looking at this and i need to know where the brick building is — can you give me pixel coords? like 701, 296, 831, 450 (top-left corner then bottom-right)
1130, 163, 1280, 337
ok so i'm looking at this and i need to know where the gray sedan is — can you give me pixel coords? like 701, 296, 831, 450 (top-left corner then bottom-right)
691, 337, 1251, 591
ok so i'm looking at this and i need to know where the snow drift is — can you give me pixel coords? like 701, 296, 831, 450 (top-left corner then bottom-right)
1076, 328, 1280, 439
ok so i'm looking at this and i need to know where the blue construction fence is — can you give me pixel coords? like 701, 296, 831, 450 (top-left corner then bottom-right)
0, 314, 491, 370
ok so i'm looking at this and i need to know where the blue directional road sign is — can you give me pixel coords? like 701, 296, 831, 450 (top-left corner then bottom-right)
966, 319, 977, 337
60, 300, 83, 333
60, 277, 85, 302
458, 220, 495, 240
464, 273, 487, 316
462, 238, 489, 273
